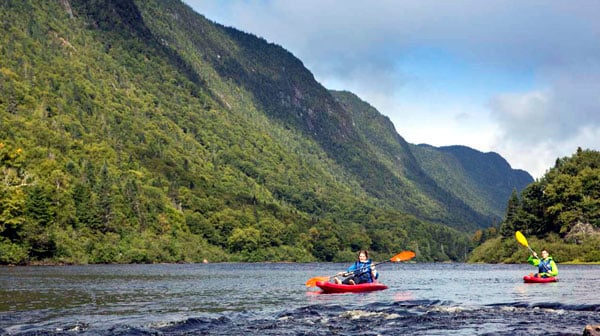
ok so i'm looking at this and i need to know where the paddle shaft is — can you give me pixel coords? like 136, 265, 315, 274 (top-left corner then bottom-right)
342, 259, 392, 278
345, 251, 415, 278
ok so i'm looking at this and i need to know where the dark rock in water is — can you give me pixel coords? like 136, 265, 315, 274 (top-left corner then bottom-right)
584, 325, 600, 336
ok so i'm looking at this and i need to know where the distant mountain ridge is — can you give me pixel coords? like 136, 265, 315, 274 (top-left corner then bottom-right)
413, 144, 533, 219
0, 0, 532, 264
330, 91, 532, 223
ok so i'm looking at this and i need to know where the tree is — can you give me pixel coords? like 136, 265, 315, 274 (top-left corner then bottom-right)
95, 162, 114, 233
25, 184, 57, 259
227, 227, 261, 253
500, 189, 519, 237
25, 185, 53, 228
0, 187, 26, 242
309, 224, 340, 261
72, 182, 99, 229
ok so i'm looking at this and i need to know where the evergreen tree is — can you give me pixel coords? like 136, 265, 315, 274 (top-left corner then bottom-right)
25, 185, 53, 228
24, 184, 56, 259
72, 182, 100, 229
95, 162, 114, 233
500, 189, 520, 237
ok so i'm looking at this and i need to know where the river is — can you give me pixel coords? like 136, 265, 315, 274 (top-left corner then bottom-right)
1, 262, 599, 335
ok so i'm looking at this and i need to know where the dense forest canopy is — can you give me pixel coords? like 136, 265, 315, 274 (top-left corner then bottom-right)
1, 0, 530, 265
470, 148, 600, 263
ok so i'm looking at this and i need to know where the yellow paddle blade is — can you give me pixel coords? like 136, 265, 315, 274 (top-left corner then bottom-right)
515, 231, 529, 248
390, 250, 416, 262
305, 276, 331, 287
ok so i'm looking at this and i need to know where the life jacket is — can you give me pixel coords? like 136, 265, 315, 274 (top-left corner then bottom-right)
538, 257, 553, 274
350, 260, 374, 283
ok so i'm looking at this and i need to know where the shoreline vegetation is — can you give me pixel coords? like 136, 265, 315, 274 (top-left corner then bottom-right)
4, 257, 600, 267
0, 261, 600, 269
469, 149, 600, 265
468, 235, 600, 264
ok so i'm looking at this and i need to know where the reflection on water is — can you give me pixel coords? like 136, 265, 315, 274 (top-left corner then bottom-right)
1, 263, 600, 335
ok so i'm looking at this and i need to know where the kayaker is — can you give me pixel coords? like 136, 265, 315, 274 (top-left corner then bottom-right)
333, 250, 378, 285
528, 249, 558, 278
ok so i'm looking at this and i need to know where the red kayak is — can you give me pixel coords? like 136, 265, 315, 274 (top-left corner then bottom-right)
316, 281, 388, 293
523, 275, 558, 283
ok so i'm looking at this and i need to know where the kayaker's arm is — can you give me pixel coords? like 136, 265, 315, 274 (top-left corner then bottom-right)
336, 263, 358, 277
527, 255, 540, 266
545, 259, 558, 277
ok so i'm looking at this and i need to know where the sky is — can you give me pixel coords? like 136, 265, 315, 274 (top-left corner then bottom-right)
182, 0, 600, 179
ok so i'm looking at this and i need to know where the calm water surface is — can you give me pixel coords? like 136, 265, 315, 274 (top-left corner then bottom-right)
1, 263, 599, 335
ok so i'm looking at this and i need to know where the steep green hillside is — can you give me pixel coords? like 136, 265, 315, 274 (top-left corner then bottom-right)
142, 3, 494, 231
0, 0, 522, 264
412, 144, 532, 219
330, 91, 532, 225
330, 91, 504, 230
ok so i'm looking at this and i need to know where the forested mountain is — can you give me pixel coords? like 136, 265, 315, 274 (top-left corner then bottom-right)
469, 148, 600, 263
0, 0, 530, 265
412, 144, 532, 219
330, 91, 532, 224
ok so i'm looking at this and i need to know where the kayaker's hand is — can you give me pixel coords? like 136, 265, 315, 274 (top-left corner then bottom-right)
532, 251, 538, 258
335, 272, 345, 277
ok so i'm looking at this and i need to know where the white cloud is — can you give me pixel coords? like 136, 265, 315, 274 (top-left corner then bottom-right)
487, 62, 600, 177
